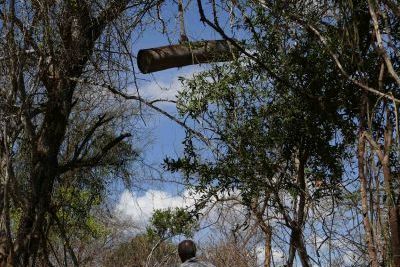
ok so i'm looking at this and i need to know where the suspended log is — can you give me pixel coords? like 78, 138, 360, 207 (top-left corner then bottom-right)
137, 40, 239, 74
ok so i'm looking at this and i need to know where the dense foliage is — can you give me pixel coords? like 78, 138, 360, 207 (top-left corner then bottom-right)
1, 0, 400, 266
166, 0, 400, 266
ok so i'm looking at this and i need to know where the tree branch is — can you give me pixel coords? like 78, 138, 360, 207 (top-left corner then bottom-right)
59, 133, 131, 173
251, 0, 400, 104
68, 77, 212, 147
71, 114, 114, 163
368, 0, 400, 87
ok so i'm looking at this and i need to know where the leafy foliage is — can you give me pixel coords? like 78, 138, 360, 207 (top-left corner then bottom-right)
103, 234, 180, 267
165, 0, 400, 265
147, 207, 198, 240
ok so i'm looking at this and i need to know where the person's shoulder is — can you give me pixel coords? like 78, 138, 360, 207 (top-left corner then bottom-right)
195, 261, 216, 267
201, 262, 216, 267
180, 261, 215, 267
180, 262, 195, 267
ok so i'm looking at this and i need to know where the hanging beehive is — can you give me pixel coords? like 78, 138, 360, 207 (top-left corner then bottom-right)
138, 0, 239, 74
137, 39, 239, 74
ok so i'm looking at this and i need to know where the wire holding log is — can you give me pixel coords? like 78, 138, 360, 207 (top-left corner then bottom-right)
137, 0, 239, 74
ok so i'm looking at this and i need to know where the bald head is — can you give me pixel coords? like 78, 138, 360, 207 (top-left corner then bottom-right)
178, 240, 196, 262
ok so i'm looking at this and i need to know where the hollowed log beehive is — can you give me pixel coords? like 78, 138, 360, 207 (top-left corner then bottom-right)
137, 40, 238, 74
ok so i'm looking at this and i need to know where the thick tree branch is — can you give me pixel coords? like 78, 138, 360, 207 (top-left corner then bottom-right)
71, 114, 114, 163
251, 0, 400, 104
363, 132, 385, 162
59, 133, 131, 173
51, 213, 79, 267
368, 0, 400, 87
382, 0, 400, 17
68, 77, 211, 147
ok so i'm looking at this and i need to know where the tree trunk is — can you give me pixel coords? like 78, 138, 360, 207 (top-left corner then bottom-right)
0, 0, 134, 263
382, 118, 400, 266
359, 136, 379, 267
11, 78, 74, 266
287, 153, 310, 267
296, 154, 310, 267
264, 225, 272, 267
381, 151, 400, 266
389, 206, 400, 266
358, 98, 379, 267
286, 229, 297, 267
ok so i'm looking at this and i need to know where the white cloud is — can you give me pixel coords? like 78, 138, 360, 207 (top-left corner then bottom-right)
115, 188, 246, 230
140, 78, 183, 101
255, 244, 265, 266
255, 245, 287, 267
131, 68, 204, 103
115, 189, 197, 227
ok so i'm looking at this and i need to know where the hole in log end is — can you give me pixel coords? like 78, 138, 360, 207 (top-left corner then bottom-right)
137, 40, 239, 74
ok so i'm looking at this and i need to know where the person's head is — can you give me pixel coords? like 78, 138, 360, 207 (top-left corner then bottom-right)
178, 240, 196, 263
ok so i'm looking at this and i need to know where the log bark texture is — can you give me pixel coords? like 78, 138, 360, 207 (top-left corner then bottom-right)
137, 40, 239, 73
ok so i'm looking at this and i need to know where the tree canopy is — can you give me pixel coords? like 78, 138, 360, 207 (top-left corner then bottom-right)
1, 0, 400, 266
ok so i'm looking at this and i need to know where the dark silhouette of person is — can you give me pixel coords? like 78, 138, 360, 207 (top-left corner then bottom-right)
178, 240, 215, 267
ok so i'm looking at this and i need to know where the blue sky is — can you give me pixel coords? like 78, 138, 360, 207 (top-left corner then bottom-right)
130, 0, 243, 169
111, 2, 265, 254
115, 0, 232, 223
112, 3, 359, 266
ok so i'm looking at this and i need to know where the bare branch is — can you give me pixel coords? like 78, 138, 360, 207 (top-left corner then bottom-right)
71, 114, 114, 163
68, 77, 211, 147
59, 133, 131, 173
368, 0, 400, 87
